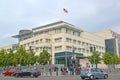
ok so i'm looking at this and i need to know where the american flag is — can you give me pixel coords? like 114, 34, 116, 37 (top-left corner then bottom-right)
63, 8, 68, 13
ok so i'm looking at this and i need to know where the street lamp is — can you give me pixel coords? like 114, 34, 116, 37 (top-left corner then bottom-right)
90, 46, 96, 68
49, 44, 52, 64
72, 46, 76, 68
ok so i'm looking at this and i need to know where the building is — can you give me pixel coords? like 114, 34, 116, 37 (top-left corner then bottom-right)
94, 30, 120, 56
0, 43, 19, 51
13, 21, 105, 68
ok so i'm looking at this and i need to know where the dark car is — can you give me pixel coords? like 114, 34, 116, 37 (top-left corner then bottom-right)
3, 69, 17, 76
80, 68, 108, 80
13, 69, 41, 78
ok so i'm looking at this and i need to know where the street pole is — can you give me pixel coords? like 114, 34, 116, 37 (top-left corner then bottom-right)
65, 52, 67, 67
93, 46, 96, 68
72, 46, 75, 68
90, 46, 96, 68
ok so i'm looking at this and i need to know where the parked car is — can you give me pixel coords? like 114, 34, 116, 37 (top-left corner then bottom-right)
13, 69, 41, 78
80, 68, 108, 80
3, 69, 17, 76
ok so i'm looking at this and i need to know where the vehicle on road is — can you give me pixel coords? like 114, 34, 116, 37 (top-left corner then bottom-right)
13, 69, 41, 78
80, 68, 108, 80
3, 69, 17, 76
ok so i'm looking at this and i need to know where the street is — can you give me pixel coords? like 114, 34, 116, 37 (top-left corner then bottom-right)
0, 71, 120, 80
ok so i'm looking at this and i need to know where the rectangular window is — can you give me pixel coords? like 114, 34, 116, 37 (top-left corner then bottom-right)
35, 40, 39, 44
31, 41, 34, 45
77, 32, 80, 36
55, 28, 61, 34
40, 39, 43, 43
66, 46, 72, 51
55, 46, 62, 51
78, 41, 81, 45
66, 38, 71, 43
45, 39, 50, 43
73, 40, 76, 44
55, 38, 62, 42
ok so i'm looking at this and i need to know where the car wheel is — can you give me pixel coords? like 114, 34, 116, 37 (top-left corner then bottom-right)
104, 74, 108, 79
81, 77, 85, 79
89, 75, 94, 80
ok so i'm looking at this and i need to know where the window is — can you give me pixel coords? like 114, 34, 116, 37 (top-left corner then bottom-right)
55, 38, 62, 42
66, 38, 72, 43
77, 32, 80, 36
45, 39, 50, 43
55, 46, 62, 51
35, 40, 39, 44
55, 28, 61, 34
31, 41, 34, 45
73, 31, 75, 35
66, 46, 71, 50
78, 41, 81, 45
73, 40, 76, 44
40, 39, 43, 43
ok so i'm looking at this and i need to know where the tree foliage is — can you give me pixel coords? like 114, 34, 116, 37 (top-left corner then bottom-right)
89, 51, 101, 68
102, 52, 112, 65
37, 48, 51, 65
112, 54, 120, 65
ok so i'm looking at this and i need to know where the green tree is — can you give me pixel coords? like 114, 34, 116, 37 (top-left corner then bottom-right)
37, 48, 51, 65
102, 52, 113, 65
0, 49, 6, 67
16, 45, 28, 66
112, 54, 120, 65
89, 51, 101, 68
5, 49, 14, 67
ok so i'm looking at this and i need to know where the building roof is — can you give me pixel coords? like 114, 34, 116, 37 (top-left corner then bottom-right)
32, 21, 83, 31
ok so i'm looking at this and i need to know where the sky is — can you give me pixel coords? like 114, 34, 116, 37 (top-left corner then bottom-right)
0, 0, 120, 47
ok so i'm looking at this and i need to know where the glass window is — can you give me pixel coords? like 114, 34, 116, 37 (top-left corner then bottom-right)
35, 40, 39, 44
55, 46, 62, 51
45, 39, 50, 43
55, 38, 62, 42
55, 28, 61, 34
40, 39, 43, 43
66, 38, 72, 43
31, 41, 34, 45
66, 46, 71, 50
73, 40, 76, 44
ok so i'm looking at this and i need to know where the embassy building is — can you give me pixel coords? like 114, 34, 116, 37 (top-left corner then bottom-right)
11, 21, 106, 68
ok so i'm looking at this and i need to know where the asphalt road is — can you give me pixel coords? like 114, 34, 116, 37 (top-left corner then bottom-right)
0, 71, 120, 80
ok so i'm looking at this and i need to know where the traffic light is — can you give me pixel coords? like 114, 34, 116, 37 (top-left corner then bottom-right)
90, 46, 93, 52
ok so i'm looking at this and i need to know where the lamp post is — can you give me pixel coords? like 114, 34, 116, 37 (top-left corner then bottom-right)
90, 46, 96, 68
72, 46, 76, 68
49, 44, 52, 64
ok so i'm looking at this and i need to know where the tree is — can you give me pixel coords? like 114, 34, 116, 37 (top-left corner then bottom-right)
37, 48, 51, 65
112, 54, 120, 65
89, 51, 101, 68
15, 45, 28, 66
0, 49, 6, 67
102, 52, 113, 65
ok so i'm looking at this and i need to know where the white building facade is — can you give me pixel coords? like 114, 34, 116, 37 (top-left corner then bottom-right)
13, 21, 106, 68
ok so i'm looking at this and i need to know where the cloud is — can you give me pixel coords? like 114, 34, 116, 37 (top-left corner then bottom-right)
0, 0, 120, 46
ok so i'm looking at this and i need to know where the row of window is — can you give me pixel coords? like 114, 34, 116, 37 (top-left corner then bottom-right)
33, 27, 81, 37
23, 37, 104, 51
30, 45, 103, 55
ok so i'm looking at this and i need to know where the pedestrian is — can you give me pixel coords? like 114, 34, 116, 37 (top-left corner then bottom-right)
75, 66, 81, 75
69, 65, 74, 75
41, 66, 45, 76
48, 66, 52, 76
87, 65, 91, 73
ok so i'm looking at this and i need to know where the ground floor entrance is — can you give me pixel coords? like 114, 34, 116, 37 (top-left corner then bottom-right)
55, 51, 84, 67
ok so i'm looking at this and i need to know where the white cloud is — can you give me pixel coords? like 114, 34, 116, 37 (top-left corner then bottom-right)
0, 0, 120, 46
